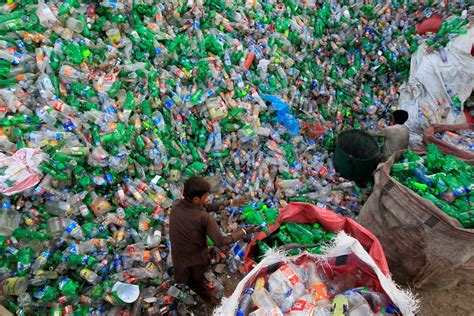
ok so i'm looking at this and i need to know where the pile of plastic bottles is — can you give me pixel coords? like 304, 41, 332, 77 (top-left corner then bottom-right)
254, 222, 337, 261
236, 261, 399, 316
0, 0, 471, 314
391, 145, 473, 228
240, 201, 280, 232
434, 130, 474, 153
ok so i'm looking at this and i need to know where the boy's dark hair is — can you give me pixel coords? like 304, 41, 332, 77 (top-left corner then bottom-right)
183, 177, 210, 200
393, 110, 409, 124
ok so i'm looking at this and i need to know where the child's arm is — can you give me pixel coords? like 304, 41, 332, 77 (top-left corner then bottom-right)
367, 128, 386, 138
205, 215, 246, 248
204, 201, 228, 212
204, 197, 249, 212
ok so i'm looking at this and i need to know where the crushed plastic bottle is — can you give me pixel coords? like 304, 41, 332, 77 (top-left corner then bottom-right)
0, 0, 470, 314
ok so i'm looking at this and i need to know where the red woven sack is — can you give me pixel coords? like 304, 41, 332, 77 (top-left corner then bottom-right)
243, 202, 390, 275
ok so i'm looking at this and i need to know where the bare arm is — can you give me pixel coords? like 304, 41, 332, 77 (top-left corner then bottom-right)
204, 201, 230, 213
205, 197, 248, 212
205, 215, 245, 248
367, 128, 385, 137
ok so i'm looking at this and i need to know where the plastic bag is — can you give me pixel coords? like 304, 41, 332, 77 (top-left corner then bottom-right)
399, 26, 474, 147
216, 232, 419, 316
0, 148, 45, 196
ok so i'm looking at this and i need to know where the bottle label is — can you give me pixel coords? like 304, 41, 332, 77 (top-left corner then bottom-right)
80, 269, 92, 280
139, 221, 150, 232
6, 247, 18, 257
3, 277, 24, 296
40, 250, 51, 259
55, 132, 66, 140
116, 207, 125, 218
318, 166, 328, 177
278, 264, 301, 287
17, 262, 29, 272
58, 277, 70, 291
292, 299, 315, 312
116, 229, 125, 241
83, 255, 92, 266
92, 199, 111, 216
136, 182, 147, 192
52, 100, 65, 112
62, 65, 74, 77
62, 119, 76, 131
68, 244, 78, 255
132, 191, 142, 201
65, 221, 78, 234
69, 147, 86, 155
92, 238, 104, 248
308, 283, 329, 301
143, 250, 151, 262
79, 205, 90, 217
152, 250, 161, 263
34, 285, 47, 299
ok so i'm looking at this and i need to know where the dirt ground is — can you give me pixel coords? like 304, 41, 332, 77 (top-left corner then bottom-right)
221, 270, 245, 298
219, 273, 474, 316
415, 281, 474, 316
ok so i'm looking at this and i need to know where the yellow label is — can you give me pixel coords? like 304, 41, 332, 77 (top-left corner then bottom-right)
107, 32, 121, 43
3, 277, 25, 296
80, 269, 92, 280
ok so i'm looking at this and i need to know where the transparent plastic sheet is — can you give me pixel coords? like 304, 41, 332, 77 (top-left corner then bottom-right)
399, 26, 474, 147
215, 232, 419, 316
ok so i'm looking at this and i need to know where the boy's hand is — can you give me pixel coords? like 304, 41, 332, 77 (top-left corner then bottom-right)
231, 197, 248, 207
245, 225, 261, 234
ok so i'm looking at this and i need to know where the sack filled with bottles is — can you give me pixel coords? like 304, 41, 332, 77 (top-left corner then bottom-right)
390, 144, 474, 229
242, 202, 390, 275
251, 222, 337, 262
216, 232, 418, 316
423, 124, 474, 164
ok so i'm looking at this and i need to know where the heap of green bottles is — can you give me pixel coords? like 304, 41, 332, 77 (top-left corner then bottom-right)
254, 222, 337, 261
391, 144, 473, 228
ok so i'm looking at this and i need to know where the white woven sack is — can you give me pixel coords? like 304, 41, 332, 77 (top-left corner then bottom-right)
214, 232, 419, 316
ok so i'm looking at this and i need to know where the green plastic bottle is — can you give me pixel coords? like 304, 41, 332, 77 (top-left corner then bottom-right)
458, 211, 474, 229
34, 285, 59, 302
391, 162, 419, 173
262, 207, 279, 225
408, 180, 429, 193
256, 239, 271, 258
13, 228, 50, 241
16, 247, 33, 276
242, 208, 268, 232
310, 223, 325, 242
66, 254, 98, 267
57, 277, 79, 297
275, 229, 293, 245
425, 144, 443, 171
282, 222, 314, 245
